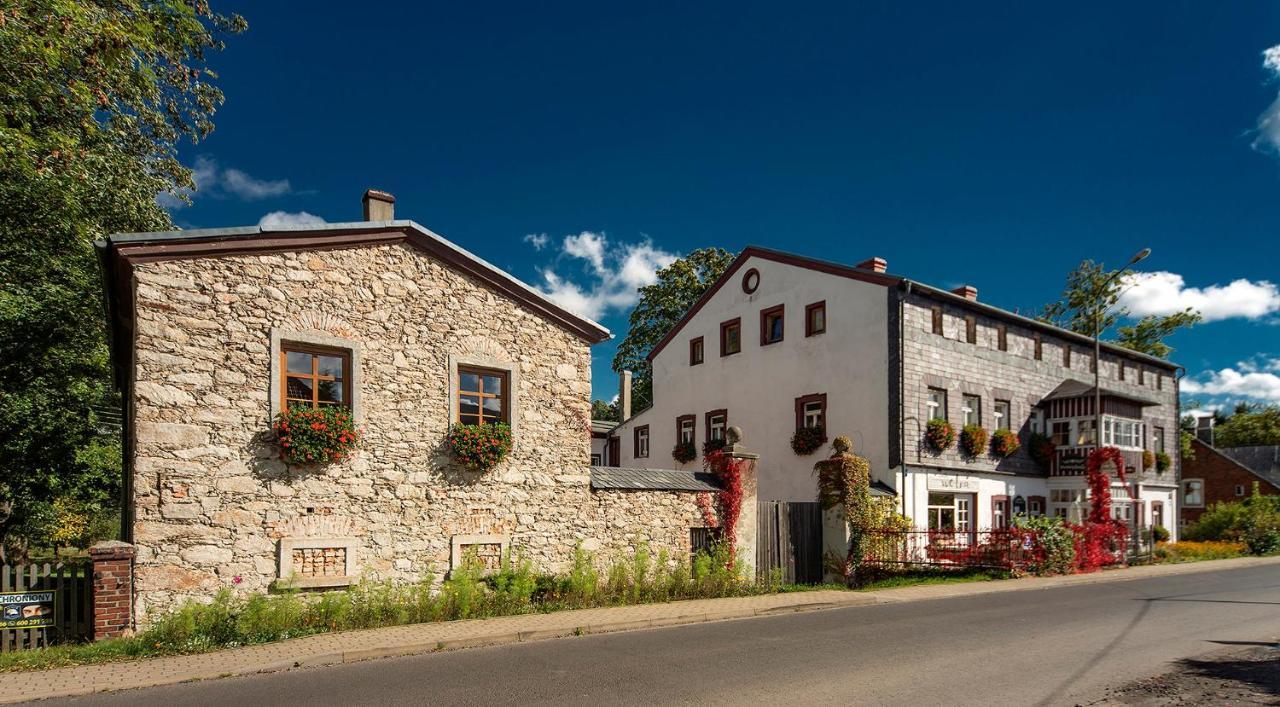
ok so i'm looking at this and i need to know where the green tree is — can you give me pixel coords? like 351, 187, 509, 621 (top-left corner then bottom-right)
1038, 259, 1201, 359
0, 1, 245, 560
1212, 405, 1280, 447
590, 399, 619, 423
611, 248, 735, 408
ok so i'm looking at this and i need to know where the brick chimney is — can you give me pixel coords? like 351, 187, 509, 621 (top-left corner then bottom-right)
362, 189, 395, 221
619, 370, 633, 422
856, 257, 887, 273
951, 285, 978, 301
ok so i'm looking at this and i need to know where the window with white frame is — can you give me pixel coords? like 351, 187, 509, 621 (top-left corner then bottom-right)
1049, 488, 1089, 523
1075, 418, 1097, 446
927, 388, 947, 421
1153, 426, 1165, 454
803, 401, 823, 428
962, 394, 981, 426
927, 493, 972, 536
994, 400, 1011, 431
679, 417, 695, 445
1183, 479, 1204, 507
634, 426, 650, 459
1102, 417, 1143, 450
708, 412, 727, 442
1235, 484, 1246, 497
1030, 408, 1045, 436
1051, 420, 1071, 447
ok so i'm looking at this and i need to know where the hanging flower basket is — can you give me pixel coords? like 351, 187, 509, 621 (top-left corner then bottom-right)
1028, 433, 1056, 469
791, 426, 827, 456
1142, 450, 1155, 471
1154, 451, 1171, 473
990, 428, 1020, 458
672, 440, 697, 464
924, 419, 955, 452
448, 423, 512, 472
960, 425, 989, 458
273, 406, 360, 466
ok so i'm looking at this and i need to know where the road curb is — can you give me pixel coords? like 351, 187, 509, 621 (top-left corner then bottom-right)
3, 555, 1277, 704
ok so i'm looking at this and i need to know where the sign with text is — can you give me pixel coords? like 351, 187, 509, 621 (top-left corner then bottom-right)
0, 591, 55, 630
926, 473, 980, 492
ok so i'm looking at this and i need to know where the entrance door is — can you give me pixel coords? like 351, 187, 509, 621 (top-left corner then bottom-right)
1152, 501, 1164, 530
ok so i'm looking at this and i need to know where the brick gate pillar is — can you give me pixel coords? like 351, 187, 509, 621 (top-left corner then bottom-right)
88, 540, 136, 640
723, 426, 759, 574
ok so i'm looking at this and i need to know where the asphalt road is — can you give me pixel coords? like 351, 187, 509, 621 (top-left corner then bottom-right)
38, 564, 1280, 707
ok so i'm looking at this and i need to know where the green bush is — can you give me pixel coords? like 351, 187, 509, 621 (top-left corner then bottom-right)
1011, 514, 1077, 575
1151, 525, 1170, 543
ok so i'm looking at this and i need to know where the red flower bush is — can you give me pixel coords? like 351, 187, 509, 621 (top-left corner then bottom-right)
273, 406, 360, 466
990, 428, 1020, 458
672, 440, 697, 464
924, 419, 955, 452
448, 423, 513, 472
959, 425, 989, 457
703, 448, 744, 564
790, 426, 827, 456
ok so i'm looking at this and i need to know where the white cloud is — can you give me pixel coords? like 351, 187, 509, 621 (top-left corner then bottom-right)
1119, 271, 1280, 322
258, 211, 326, 229
221, 168, 291, 200
523, 233, 549, 251
1254, 45, 1280, 153
1182, 357, 1280, 403
158, 156, 293, 209
534, 231, 677, 319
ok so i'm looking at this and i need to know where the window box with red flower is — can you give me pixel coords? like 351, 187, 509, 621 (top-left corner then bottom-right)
273, 406, 361, 467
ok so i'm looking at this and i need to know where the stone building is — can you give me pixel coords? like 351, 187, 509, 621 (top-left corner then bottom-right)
97, 191, 747, 624
607, 247, 1182, 538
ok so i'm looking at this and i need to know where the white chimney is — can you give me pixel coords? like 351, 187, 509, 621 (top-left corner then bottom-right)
619, 370, 633, 422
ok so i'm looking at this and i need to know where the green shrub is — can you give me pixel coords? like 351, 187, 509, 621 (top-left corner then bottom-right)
1151, 525, 1170, 543
1183, 501, 1249, 541
1011, 514, 1076, 575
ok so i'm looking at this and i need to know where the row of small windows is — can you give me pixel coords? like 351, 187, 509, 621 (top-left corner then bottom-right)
281, 343, 509, 427
928, 306, 1165, 390
690, 302, 827, 365
630, 395, 828, 459
925, 386, 1166, 453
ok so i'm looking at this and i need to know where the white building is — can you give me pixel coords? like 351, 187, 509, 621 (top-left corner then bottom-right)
606, 248, 1181, 539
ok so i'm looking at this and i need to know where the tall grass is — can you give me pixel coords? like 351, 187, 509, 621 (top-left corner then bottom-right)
0, 543, 788, 672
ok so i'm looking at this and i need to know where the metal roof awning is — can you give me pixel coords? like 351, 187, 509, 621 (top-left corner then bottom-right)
1039, 379, 1160, 407
589, 467, 723, 492
871, 480, 898, 498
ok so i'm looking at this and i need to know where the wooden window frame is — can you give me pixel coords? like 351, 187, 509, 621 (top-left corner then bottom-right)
805, 301, 827, 337
1063, 346, 1072, 368
455, 365, 511, 426
997, 324, 1007, 352
705, 409, 728, 443
964, 316, 976, 344
794, 393, 828, 431
676, 414, 696, 445
1028, 495, 1046, 517
931, 306, 943, 335
992, 495, 1011, 530
720, 318, 742, 357
634, 425, 650, 459
689, 336, 704, 366
1034, 333, 1043, 361
280, 343, 352, 412
759, 304, 785, 346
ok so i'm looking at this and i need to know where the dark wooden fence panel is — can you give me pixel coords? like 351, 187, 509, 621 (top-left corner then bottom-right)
0, 562, 92, 652
756, 501, 823, 584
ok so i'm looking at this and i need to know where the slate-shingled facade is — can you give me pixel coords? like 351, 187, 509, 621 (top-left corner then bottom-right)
607, 247, 1182, 539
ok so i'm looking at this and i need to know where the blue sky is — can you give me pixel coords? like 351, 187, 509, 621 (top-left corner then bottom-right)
169, 2, 1280, 408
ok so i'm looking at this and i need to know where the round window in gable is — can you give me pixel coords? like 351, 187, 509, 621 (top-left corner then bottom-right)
742, 268, 760, 294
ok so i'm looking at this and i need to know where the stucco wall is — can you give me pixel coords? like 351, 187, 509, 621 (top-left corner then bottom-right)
610, 255, 891, 502
127, 243, 704, 621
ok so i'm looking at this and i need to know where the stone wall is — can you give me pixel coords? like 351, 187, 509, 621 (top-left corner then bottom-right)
127, 243, 706, 622
900, 293, 1181, 483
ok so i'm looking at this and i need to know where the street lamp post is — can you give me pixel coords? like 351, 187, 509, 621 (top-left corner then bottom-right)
1093, 248, 1150, 523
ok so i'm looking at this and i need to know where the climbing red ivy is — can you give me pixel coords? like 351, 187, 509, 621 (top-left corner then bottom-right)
1075, 446, 1130, 572
703, 448, 743, 564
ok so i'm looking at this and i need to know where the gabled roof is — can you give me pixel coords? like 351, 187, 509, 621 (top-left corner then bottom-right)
1216, 445, 1280, 489
645, 245, 1179, 371
589, 467, 722, 492
96, 220, 611, 389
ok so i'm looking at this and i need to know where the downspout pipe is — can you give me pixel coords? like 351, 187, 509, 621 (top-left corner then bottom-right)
898, 280, 912, 519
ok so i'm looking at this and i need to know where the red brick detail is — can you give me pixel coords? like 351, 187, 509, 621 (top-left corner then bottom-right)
1181, 438, 1280, 526
88, 542, 136, 640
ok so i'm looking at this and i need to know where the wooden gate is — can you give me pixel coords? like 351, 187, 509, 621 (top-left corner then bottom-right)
756, 501, 823, 584
0, 562, 93, 652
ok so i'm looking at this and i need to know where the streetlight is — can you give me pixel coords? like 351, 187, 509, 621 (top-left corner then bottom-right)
1093, 248, 1150, 510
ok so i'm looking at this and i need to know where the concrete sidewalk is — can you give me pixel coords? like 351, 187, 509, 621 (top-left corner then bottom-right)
4, 555, 1278, 705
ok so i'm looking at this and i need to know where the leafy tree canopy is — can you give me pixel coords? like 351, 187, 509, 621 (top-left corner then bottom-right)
611, 248, 735, 408
590, 399, 619, 423
1038, 259, 1200, 359
0, 1, 245, 559
1211, 404, 1280, 448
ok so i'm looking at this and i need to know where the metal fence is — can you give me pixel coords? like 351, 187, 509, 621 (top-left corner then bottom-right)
0, 562, 93, 652
862, 529, 1032, 571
